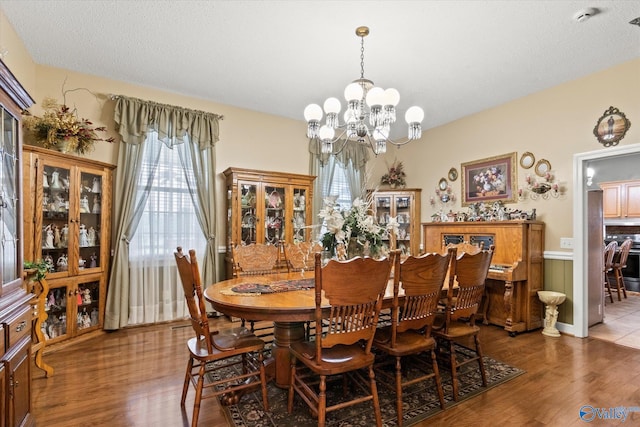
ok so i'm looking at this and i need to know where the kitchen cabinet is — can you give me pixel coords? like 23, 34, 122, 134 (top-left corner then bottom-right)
23, 145, 114, 345
601, 180, 640, 219
369, 188, 421, 256
222, 167, 315, 278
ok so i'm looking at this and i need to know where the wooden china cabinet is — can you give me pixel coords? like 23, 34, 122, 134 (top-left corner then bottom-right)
22, 145, 114, 346
222, 167, 315, 279
0, 60, 35, 427
368, 188, 422, 256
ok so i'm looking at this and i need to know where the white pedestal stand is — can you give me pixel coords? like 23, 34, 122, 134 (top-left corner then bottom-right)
537, 291, 567, 337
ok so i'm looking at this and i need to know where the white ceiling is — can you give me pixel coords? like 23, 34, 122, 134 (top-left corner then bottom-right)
1, 1, 639, 134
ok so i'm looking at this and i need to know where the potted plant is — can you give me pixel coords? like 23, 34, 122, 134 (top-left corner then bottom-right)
23, 97, 115, 155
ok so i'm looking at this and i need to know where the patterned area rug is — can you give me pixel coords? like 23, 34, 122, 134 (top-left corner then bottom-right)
213, 344, 524, 427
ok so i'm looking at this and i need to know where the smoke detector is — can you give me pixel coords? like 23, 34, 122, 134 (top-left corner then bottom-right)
573, 8, 599, 23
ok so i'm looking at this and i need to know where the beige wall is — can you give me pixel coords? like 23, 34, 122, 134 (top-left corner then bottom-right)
380, 58, 640, 252
3, 9, 639, 269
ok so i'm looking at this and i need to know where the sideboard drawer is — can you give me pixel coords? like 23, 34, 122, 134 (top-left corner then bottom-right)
4, 305, 32, 350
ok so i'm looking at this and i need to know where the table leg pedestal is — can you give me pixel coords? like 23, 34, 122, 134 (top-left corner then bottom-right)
272, 321, 306, 388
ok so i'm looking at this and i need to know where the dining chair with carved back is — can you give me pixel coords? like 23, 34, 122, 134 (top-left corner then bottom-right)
284, 241, 324, 338
231, 242, 281, 277
373, 248, 455, 426
287, 251, 398, 427
611, 238, 631, 301
231, 242, 282, 339
441, 241, 487, 323
174, 247, 269, 427
603, 240, 618, 304
432, 244, 494, 401
283, 241, 324, 272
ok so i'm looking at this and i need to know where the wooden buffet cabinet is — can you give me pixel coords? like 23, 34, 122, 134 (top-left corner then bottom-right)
0, 60, 35, 427
422, 220, 545, 336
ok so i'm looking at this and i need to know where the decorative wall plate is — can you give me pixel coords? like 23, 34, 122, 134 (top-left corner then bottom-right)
438, 177, 448, 191
535, 159, 551, 177
520, 152, 535, 169
593, 106, 631, 147
448, 167, 458, 181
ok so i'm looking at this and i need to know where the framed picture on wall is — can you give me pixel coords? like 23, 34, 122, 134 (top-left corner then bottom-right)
461, 152, 517, 206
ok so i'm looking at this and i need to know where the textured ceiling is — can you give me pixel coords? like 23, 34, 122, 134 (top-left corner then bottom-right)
1, 1, 639, 134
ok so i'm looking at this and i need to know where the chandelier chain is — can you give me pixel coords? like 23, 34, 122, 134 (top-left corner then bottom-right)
360, 35, 365, 80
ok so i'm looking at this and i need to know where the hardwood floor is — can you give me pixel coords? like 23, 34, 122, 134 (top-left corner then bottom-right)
33, 317, 640, 426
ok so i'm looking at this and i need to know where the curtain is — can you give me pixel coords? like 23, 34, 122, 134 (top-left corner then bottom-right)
309, 138, 369, 232
104, 95, 221, 330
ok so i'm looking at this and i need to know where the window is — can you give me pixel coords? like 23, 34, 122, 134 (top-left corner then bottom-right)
327, 162, 352, 210
129, 132, 205, 261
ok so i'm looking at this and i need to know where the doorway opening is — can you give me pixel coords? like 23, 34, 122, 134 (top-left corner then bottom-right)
573, 142, 640, 338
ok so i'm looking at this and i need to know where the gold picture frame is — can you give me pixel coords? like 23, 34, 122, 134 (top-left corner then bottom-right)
593, 106, 631, 147
461, 152, 517, 207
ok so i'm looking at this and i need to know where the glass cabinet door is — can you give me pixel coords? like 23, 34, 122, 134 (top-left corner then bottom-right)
264, 185, 285, 245
41, 164, 72, 276
1, 108, 19, 288
375, 195, 392, 248
239, 182, 257, 245
76, 279, 101, 333
395, 195, 412, 255
43, 284, 69, 341
292, 187, 307, 242
79, 171, 103, 271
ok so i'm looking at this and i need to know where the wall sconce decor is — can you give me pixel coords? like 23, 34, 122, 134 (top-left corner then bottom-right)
586, 167, 595, 186
519, 171, 562, 200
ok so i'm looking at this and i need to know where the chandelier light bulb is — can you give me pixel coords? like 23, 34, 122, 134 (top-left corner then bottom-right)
344, 82, 364, 102
405, 106, 424, 124
304, 104, 323, 121
323, 97, 341, 114
365, 87, 384, 107
383, 88, 400, 107
318, 125, 335, 141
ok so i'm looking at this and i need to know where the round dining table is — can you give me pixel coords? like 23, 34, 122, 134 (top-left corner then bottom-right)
204, 270, 397, 388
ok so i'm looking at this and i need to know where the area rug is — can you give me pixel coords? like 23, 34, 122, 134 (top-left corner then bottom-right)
213, 345, 524, 427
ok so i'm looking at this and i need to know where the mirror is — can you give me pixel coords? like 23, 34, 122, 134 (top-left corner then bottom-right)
520, 152, 535, 169
438, 177, 448, 191
593, 106, 631, 147
535, 159, 551, 177
448, 167, 458, 181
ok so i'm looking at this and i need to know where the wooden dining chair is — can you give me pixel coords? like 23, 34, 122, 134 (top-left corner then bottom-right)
287, 251, 397, 427
611, 238, 631, 301
231, 242, 280, 277
433, 245, 494, 401
373, 248, 454, 426
174, 247, 269, 427
441, 241, 488, 323
231, 242, 281, 339
603, 241, 618, 303
284, 241, 323, 272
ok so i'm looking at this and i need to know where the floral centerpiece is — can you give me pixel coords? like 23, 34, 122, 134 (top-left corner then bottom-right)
318, 195, 398, 259
23, 97, 115, 155
380, 160, 406, 188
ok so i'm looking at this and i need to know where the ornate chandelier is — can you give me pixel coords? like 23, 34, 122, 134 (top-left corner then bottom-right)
304, 26, 424, 155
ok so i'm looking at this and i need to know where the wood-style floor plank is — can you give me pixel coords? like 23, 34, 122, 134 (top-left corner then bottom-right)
32, 317, 640, 426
